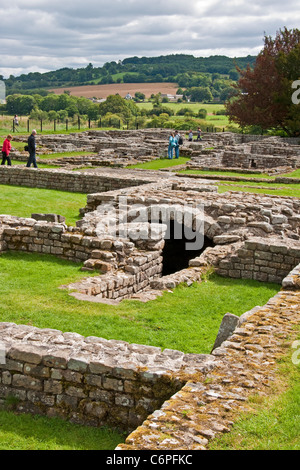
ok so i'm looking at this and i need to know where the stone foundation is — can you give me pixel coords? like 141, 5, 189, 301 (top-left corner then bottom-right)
0, 166, 154, 194
0, 322, 212, 432
192, 237, 300, 284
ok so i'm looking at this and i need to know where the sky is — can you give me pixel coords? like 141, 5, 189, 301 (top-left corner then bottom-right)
0, 0, 300, 78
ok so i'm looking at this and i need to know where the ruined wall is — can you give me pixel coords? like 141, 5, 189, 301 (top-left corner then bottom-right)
0, 215, 163, 301
221, 151, 298, 169
194, 237, 300, 284
0, 167, 153, 194
0, 323, 193, 432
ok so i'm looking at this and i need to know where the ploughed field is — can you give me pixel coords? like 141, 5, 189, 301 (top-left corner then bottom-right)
49, 82, 179, 99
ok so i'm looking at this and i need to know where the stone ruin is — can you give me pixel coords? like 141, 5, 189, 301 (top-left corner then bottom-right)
1, 130, 300, 449
11, 129, 172, 168
11, 128, 300, 174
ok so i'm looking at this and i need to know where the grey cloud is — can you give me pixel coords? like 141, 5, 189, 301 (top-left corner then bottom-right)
0, 0, 300, 77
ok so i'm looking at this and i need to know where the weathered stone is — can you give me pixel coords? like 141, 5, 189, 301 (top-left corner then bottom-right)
211, 313, 240, 351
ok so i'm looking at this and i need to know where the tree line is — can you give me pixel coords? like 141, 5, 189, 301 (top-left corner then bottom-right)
2, 54, 256, 95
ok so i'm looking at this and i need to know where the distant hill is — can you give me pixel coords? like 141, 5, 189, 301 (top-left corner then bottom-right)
4, 54, 256, 95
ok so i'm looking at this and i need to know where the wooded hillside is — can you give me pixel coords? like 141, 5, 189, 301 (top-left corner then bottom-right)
3, 54, 256, 95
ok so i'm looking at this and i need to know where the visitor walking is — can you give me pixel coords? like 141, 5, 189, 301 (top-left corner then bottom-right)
26, 129, 38, 168
13, 115, 19, 131
196, 127, 202, 141
168, 132, 176, 159
188, 130, 193, 141
1, 134, 12, 166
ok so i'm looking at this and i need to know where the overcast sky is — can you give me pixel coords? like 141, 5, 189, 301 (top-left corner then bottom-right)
1, 0, 300, 78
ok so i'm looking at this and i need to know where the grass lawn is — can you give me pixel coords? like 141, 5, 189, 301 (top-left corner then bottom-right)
0, 250, 288, 450
282, 169, 300, 178
0, 184, 87, 226
217, 181, 300, 198
127, 156, 190, 170
0, 411, 125, 450
179, 169, 276, 179
0, 251, 280, 354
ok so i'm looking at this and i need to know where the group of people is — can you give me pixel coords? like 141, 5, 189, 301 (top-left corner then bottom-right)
168, 127, 203, 159
168, 130, 181, 159
1, 129, 38, 168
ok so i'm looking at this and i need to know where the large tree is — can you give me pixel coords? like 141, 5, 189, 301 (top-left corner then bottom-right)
98, 94, 139, 120
226, 28, 300, 136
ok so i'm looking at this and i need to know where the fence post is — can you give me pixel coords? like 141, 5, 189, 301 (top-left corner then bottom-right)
12, 120, 15, 133
66, 119, 68, 131
78, 116, 80, 130
88, 119, 91, 129
27, 119, 30, 132
54, 120, 56, 132
40, 119, 43, 132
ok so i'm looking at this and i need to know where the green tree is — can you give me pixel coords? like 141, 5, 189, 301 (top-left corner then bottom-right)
40, 94, 59, 111
6, 94, 36, 115
189, 87, 213, 102
99, 95, 134, 120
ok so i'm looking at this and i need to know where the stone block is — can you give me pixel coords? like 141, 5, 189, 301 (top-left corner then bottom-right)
211, 313, 239, 351
12, 374, 43, 391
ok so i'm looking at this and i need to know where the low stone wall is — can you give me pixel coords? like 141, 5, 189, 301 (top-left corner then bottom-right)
0, 167, 153, 194
0, 215, 164, 301
194, 237, 300, 284
222, 151, 298, 169
0, 322, 209, 432
69, 251, 163, 302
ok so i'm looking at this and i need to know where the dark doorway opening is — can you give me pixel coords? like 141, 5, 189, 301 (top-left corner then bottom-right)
161, 219, 215, 276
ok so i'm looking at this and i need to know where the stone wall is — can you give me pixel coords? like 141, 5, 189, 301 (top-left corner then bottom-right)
0, 215, 164, 302
221, 150, 298, 169
0, 167, 153, 194
0, 322, 204, 432
192, 237, 300, 284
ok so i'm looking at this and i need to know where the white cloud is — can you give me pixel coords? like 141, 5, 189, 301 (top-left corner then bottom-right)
0, 0, 299, 77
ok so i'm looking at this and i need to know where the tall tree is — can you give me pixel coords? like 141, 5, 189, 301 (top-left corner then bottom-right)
226, 28, 300, 136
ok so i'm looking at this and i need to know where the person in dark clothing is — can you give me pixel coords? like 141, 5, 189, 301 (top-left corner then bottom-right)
26, 130, 38, 168
1, 134, 12, 166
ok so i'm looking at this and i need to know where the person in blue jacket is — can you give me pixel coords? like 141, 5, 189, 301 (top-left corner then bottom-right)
168, 132, 176, 159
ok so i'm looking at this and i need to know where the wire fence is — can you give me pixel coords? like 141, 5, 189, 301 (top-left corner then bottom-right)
0, 115, 222, 136
0, 117, 144, 134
